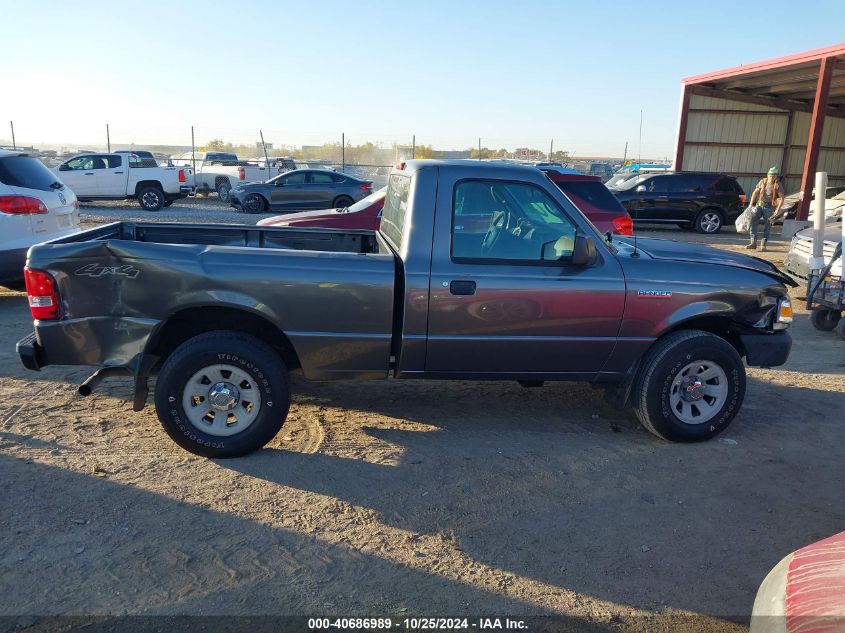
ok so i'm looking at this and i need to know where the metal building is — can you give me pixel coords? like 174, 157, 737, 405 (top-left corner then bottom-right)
674, 43, 845, 220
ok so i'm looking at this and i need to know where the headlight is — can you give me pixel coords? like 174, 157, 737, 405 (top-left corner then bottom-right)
774, 297, 793, 330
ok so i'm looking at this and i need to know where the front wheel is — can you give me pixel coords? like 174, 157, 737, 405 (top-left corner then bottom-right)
631, 330, 745, 442
695, 209, 723, 234
810, 308, 841, 331
137, 186, 165, 211
243, 194, 266, 213
154, 331, 291, 457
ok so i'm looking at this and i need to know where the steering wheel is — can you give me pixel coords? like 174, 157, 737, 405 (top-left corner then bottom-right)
481, 211, 511, 255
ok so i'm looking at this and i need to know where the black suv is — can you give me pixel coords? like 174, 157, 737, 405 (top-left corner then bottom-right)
608, 172, 745, 234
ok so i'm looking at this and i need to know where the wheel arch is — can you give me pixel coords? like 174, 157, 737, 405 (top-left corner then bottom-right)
134, 180, 165, 196
145, 305, 302, 371
214, 176, 231, 189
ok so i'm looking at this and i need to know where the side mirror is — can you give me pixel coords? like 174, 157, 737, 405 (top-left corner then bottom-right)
58, 164, 70, 172
571, 235, 597, 266
635, 184, 646, 193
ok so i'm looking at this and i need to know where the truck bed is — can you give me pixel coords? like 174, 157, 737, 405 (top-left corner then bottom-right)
27, 221, 397, 381
48, 221, 386, 255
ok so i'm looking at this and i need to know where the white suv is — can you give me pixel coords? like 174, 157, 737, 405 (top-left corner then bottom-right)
0, 149, 81, 286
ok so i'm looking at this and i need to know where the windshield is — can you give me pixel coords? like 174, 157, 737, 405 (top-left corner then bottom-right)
606, 172, 641, 190
609, 174, 650, 191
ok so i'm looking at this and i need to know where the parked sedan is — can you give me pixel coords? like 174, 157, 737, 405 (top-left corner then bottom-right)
230, 169, 373, 213
0, 149, 81, 286
257, 187, 387, 229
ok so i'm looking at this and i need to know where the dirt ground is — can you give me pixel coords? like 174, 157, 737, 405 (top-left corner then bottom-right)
1, 214, 844, 632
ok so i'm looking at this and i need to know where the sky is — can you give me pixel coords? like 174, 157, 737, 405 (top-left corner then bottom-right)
2, 0, 843, 157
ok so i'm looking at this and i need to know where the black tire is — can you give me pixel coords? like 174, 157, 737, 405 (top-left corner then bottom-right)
836, 317, 845, 341
154, 331, 290, 458
216, 181, 232, 203
810, 308, 841, 332
631, 330, 745, 442
332, 195, 354, 209
243, 194, 266, 213
694, 209, 723, 234
137, 186, 165, 211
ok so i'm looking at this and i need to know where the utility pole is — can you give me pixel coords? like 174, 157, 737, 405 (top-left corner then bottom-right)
478, 137, 481, 157
259, 130, 270, 175
9, 121, 15, 149
412, 135, 415, 159
341, 132, 345, 170
622, 141, 628, 164
106, 124, 111, 152
638, 110, 643, 164
191, 125, 197, 189
549, 138, 554, 161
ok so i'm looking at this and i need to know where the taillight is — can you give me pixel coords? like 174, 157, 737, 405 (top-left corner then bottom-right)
360, 183, 373, 191
612, 215, 634, 236
739, 194, 747, 205
24, 268, 60, 320
178, 169, 186, 183
238, 167, 245, 180
0, 195, 49, 215
395, 162, 406, 170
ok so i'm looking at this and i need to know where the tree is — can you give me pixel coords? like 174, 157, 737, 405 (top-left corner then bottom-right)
202, 139, 227, 151
414, 145, 434, 159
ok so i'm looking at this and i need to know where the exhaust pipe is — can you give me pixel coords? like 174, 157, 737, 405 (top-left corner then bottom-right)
78, 367, 130, 396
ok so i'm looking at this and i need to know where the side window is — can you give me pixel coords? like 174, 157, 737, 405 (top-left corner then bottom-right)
65, 156, 92, 170
452, 180, 577, 263
644, 176, 668, 192
282, 172, 307, 185
309, 172, 335, 184
105, 155, 123, 168
128, 155, 142, 168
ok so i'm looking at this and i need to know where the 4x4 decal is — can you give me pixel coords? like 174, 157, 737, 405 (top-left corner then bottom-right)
75, 263, 141, 279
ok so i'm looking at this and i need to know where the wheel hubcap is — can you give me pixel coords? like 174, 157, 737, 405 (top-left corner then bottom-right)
182, 364, 262, 436
669, 360, 728, 424
701, 213, 720, 232
208, 382, 240, 411
143, 192, 159, 207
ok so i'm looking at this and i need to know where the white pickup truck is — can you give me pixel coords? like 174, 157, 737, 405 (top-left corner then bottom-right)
170, 152, 297, 202
54, 153, 194, 211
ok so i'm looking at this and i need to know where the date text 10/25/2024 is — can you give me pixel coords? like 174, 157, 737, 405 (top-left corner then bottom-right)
308, 618, 528, 630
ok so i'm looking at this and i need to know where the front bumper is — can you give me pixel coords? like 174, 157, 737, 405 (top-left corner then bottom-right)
740, 331, 792, 368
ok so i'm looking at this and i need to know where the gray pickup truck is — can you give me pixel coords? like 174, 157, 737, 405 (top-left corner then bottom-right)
17, 160, 795, 457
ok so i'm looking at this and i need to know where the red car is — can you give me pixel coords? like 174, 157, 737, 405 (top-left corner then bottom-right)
258, 173, 633, 236
257, 188, 386, 230
544, 172, 633, 236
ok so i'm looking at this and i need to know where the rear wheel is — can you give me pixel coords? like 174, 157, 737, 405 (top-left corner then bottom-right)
154, 331, 290, 457
216, 181, 232, 203
810, 308, 841, 332
244, 194, 266, 213
332, 195, 354, 209
631, 330, 745, 442
137, 186, 165, 211
695, 209, 723, 234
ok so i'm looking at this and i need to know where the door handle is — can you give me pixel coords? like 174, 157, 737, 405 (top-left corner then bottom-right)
449, 280, 476, 296
85, 172, 94, 175
114, 171, 124, 174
